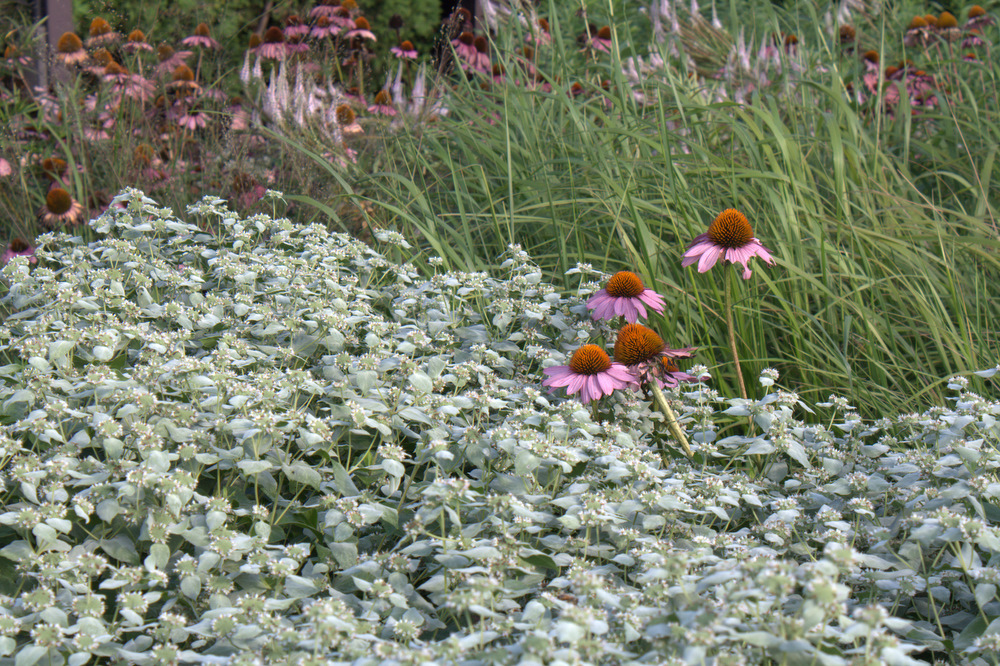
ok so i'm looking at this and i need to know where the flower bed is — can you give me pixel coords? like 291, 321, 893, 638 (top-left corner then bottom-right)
0, 191, 999, 663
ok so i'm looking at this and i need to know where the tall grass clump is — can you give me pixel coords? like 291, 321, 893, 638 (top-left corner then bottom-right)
361, 0, 1000, 417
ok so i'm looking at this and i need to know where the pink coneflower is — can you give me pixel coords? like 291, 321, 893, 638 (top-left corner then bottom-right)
368, 89, 396, 116
156, 44, 192, 75
962, 29, 986, 48
86, 17, 120, 48
0, 158, 11, 177
310, 0, 342, 20
335, 104, 363, 135
682, 208, 774, 279
330, 7, 356, 30
122, 29, 153, 54
936, 11, 961, 42
284, 15, 311, 39
255, 26, 287, 60
391, 40, 417, 59
965, 5, 995, 30
586, 26, 613, 54
310, 16, 340, 39
55, 32, 87, 65
285, 34, 310, 54
470, 35, 491, 73
1, 238, 36, 265
39, 187, 84, 228
182, 23, 220, 49
452, 32, 477, 60
344, 17, 376, 42
167, 64, 200, 94
658, 357, 705, 388
530, 17, 552, 46
177, 108, 209, 130
587, 271, 666, 323
613, 323, 695, 383
542, 344, 635, 404
4, 44, 31, 66
904, 16, 932, 48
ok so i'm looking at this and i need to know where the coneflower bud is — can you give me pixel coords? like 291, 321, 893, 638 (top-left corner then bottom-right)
194, 23, 211, 37
127, 29, 146, 43
389, 14, 404, 30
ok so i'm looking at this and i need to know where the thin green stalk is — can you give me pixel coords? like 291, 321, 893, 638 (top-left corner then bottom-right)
725, 273, 748, 401
648, 381, 693, 459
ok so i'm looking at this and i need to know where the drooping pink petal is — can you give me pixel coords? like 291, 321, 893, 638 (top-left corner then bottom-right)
697, 244, 723, 273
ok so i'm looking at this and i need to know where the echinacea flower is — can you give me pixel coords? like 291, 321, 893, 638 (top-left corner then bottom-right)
335, 104, 363, 135
1, 238, 36, 265
310, 16, 341, 40
255, 27, 287, 60
391, 40, 418, 59
122, 29, 153, 54
587, 270, 665, 323
682, 208, 774, 279
310, 0, 342, 20
542, 344, 635, 403
966, 5, 995, 30
345, 17, 376, 42
936, 11, 961, 42
368, 89, 396, 116
55, 32, 88, 65
659, 357, 706, 388
613, 323, 695, 378
86, 17, 120, 48
156, 45, 192, 75
39, 187, 84, 228
284, 15, 311, 39
0, 158, 11, 177
182, 23, 220, 49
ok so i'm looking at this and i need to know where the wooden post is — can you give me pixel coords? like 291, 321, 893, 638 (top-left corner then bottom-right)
29, 0, 75, 89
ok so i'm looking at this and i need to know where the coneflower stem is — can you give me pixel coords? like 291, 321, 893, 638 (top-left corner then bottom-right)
648, 381, 693, 458
725, 273, 749, 401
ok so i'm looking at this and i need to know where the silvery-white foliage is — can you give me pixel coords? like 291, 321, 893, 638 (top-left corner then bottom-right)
0, 189, 998, 664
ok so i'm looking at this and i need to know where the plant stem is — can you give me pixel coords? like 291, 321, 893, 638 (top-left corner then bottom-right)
725, 272, 748, 401
648, 380, 693, 459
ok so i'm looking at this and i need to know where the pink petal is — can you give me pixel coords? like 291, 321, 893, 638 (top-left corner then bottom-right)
697, 244, 723, 273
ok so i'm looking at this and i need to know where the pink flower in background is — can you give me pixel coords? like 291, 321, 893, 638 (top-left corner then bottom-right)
391, 40, 418, 60
182, 23, 220, 49
1, 239, 36, 266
